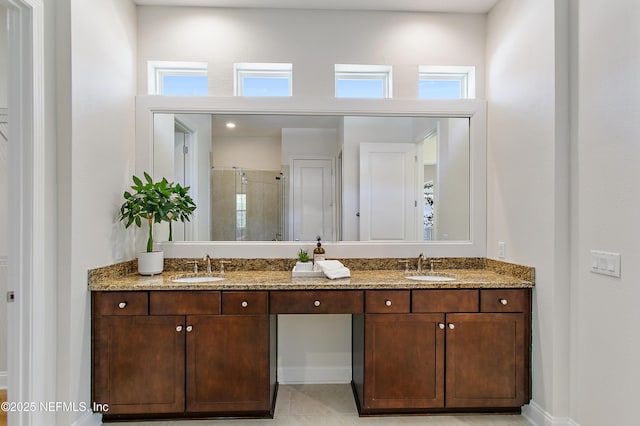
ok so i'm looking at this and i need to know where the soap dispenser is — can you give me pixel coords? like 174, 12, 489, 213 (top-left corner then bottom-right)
313, 237, 326, 263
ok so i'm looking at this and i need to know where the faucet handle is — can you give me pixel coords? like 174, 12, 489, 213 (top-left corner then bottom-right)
430, 259, 443, 272
192, 260, 199, 274
219, 260, 231, 275
399, 259, 410, 273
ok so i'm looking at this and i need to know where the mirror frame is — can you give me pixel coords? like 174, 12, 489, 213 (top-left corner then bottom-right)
135, 96, 486, 259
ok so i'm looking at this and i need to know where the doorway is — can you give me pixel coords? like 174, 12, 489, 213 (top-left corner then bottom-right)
3, 0, 50, 424
0, 2, 8, 417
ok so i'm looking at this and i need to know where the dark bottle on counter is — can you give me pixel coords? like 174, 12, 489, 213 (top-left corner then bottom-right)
313, 237, 325, 263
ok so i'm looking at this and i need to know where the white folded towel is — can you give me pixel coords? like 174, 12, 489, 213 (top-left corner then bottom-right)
314, 260, 351, 279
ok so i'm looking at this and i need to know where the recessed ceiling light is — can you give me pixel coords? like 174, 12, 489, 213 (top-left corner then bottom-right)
226, 122, 236, 129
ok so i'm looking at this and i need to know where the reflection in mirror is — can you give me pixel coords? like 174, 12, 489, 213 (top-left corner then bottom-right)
153, 114, 469, 243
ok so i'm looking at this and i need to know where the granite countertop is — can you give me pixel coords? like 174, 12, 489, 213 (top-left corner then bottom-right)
88, 267, 534, 291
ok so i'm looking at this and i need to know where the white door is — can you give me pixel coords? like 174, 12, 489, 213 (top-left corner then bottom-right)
359, 143, 418, 240
290, 158, 334, 241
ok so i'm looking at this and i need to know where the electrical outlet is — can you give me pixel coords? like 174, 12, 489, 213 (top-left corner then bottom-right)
497, 242, 505, 259
590, 250, 621, 278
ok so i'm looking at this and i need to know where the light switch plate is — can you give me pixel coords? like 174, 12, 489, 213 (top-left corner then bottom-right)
590, 250, 621, 278
497, 242, 505, 259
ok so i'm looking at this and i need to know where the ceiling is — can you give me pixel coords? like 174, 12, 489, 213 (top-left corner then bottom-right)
133, 0, 500, 14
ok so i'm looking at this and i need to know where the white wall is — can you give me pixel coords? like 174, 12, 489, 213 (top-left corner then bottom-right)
342, 116, 416, 240
56, 0, 137, 424
571, 1, 640, 425
281, 128, 339, 162
213, 136, 281, 170
0, 5, 6, 107
137, 7, 486, 99
435, 118, 470, 241
486, 0, 570, 422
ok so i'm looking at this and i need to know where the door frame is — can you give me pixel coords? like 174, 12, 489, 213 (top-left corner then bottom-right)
5, 0, 49, 425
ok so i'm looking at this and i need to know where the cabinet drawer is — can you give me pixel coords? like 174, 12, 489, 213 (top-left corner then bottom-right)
150, 291, 220, 315
94, 291, 148, 316
365, 290, 410, 313
222, 291, 269, 315
412, 290, 479, 313
480, 289, 530, 313
270, 290, 363, 314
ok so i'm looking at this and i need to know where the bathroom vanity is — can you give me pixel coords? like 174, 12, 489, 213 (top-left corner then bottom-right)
89, 259, 533, 422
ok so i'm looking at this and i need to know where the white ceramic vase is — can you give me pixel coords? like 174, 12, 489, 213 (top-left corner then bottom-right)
138, 251, 164, 275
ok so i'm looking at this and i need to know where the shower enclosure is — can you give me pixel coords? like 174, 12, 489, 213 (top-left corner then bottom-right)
210, 167, 285, 241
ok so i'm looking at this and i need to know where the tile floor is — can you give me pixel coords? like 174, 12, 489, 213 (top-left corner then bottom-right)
120, 384, 532, 426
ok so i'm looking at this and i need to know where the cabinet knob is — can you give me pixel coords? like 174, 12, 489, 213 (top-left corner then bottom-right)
186, 325, 193, 332
176, 325, 183, 332
385, 300, 392, 307
241, 301, 249, 308
500, 298, 508, 305
314, 300, 321, 307
448, 323, 455, 330
438, 323, 445, 330
118, 302, 127, 309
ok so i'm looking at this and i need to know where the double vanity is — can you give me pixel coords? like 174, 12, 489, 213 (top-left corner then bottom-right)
89, 257, 534, 422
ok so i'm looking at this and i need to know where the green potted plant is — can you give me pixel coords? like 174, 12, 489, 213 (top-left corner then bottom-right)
296, 248, 313, 271
119, 172, 173, 275
166, 182, 197, 242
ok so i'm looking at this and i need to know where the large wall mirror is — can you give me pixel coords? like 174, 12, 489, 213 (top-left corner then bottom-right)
135, 97, 486, 257
153, 113, 470, 243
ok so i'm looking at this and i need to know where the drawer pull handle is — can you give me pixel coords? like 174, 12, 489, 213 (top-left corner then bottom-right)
176, 326, 183, 332
314, 300, 321, 307
241, 301, 249, 308
118, 302, 127, 309
448, 323, 455, 330
186, 325, 193, 332
385, 300, 392, 307
500, 298, 508, 305
438, 323, 445, 330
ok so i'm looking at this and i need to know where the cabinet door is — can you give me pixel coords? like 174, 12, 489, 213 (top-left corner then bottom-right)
93, 315, 185, 415
445, 313, 528, 408
185, 315, 271, 413
363, 313, 445, 410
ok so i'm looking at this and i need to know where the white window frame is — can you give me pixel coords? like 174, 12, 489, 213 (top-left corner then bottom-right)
147, 60, 209, 95
335, 64, 393, 98
234, 63, 293, 97
419, 65, 476, 99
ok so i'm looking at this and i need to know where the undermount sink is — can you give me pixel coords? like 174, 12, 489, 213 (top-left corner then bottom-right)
406, 274, 456, 282
171, 276, 225, 283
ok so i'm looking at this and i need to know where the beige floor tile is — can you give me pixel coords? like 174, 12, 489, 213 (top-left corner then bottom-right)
109, 384, 531, 426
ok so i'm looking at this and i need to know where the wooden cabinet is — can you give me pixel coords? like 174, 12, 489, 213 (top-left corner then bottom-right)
445, 312, 528, 408
92, 291, 275, 421
353, 288, 531, 414
93, 313, 186, 415
93, 285, 530, 420
361, 313, 444, 410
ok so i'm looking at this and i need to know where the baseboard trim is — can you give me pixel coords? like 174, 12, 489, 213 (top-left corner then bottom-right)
0, 371, 6, 389
71, 411, 102, 426
523, 400, 580, 426
277, 366, 352, 384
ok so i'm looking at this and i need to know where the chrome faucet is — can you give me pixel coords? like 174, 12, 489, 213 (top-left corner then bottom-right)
203, 254, 212, 274
417, 253, 425, 273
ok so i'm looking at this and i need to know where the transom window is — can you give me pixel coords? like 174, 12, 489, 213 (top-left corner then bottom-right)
335, 64, 392, 99
234, 63, 293, 97
419, 66, 476, 99
147, 61, 208, 96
